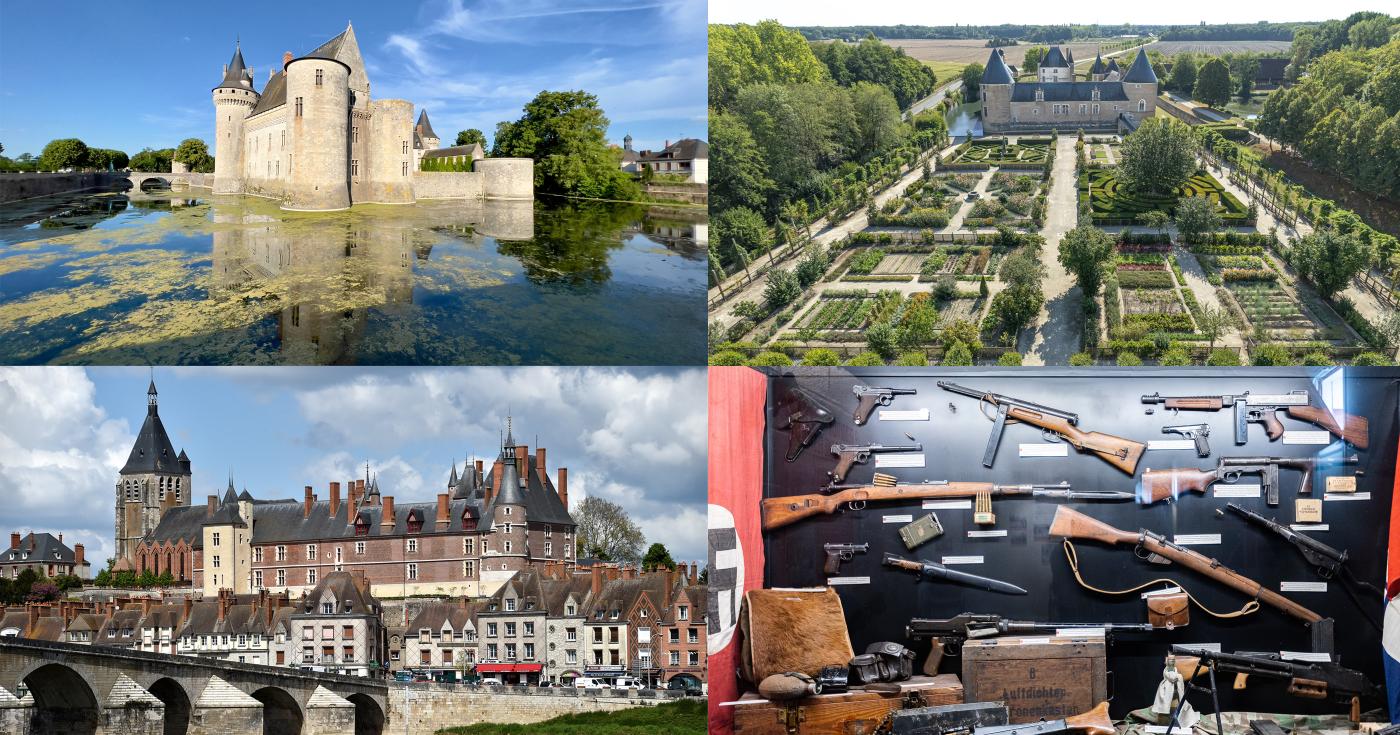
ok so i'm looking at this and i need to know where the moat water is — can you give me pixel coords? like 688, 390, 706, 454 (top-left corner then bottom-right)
0, 189, 706, 365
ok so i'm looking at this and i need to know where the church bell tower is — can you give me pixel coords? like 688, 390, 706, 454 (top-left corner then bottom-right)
115, 378, 193, 561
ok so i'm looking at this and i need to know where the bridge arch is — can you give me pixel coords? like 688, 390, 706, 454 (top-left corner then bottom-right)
252, 686, 303, 735
20, 662, 101, 734
346, 692, 385, 735
148, 676, 192, 735
139, 176, 173, 191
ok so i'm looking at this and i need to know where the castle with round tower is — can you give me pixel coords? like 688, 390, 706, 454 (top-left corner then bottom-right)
979, 46, 1158, 134
212, 23, 532, 211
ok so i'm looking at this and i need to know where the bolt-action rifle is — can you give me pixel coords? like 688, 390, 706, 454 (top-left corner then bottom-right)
1141, 390, 1369, 449
939, 381, 1146, 475
827, 443, 922, 484
907, 613, 1156, 673
1171, 646, 1381, 706
1138, 454, 1361, 506
760, 480, 1134, 531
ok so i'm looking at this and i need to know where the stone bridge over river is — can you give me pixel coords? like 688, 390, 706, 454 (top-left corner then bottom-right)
117, 171, 213, 191
0, 637, 387, 734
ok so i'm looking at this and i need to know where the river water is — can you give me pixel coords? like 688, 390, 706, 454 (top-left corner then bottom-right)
0, 190, 706, 365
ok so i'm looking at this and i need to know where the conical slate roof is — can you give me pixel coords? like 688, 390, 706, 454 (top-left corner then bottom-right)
1108, 58, 1122, 73
222, 476, 238, 505
1122, 49, 1158, 83
218, 44, 253, 89
495, 457, 525, 506
121, 393, 181, 475
981, 49, 1014, 85
1042, 47, 1069, 68
1090, 53, 1106, 74
417, 110, 438, 140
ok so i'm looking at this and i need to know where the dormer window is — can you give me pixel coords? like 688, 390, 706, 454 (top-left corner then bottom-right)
1035, 89, 1045, 102
407, 514, 423, 534
322, 602, 334, 614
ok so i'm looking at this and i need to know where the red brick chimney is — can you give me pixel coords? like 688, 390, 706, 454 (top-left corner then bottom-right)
475, 460, 484, 477
206, 495, 217, 518
304, 486, 314, 519
9, 532, 17, 550
677, 562, 688, 584
282, 51, 293, 69
354, 479, 366, 510
183, 598, 192, 619
217, 595, 229, 622
664, 568, 675, 610
381, 496, 396, 528
623, 565, 636, 580
517, 444, 528, 478
536, 447, 546, 474
27, 606, 39, 634
436, 494, 450, 528
141, 598, 152, 615
329, 482, 341, 519
557, 468, 568, 508
689, 563, 698, 585
348, 485, 361, 515
591, 564, 603, 597
75, 544, 85, 567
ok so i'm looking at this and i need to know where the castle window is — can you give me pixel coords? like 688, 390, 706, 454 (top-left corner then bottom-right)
353, 127, 359, 143
276, 545, 286, 561
307, 568, 317, 584
407, 539, 418, 553
545, 541, 552, 556
406, 563, 418, 580
254, 547, 263, 562
504, 541, 512, 553
355, 541, 365, 555
315, 69, 323, 87
295, 97, 303, 117
1079, 104, 1087, 115
1139, 99, 1147, 112
351, 160, 358, 177
276, 569, 285, 586
402, 141, 408, 155
402, 162, 408, 177
213, 532, 221, 545
306, 544, 316, 561
407, 515, 423, 533
463, 560, 475, 577
1092, 104, 1100, 114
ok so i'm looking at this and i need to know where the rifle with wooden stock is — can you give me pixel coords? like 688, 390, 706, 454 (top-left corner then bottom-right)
939, 381, 1146, 475
761, 480, 1134, 531
1141, 390, 1369, 449
1049, 506, 1325, 626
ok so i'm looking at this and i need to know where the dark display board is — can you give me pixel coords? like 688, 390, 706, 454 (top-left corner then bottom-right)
760, 367, 1399, 716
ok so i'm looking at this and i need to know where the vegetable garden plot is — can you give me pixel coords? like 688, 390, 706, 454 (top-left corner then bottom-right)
918, 246, 995, 279
1191, 246, 1359, 345
1079, 169, 1251, 224
872, 253, 927, 274
797, 295, 878, 331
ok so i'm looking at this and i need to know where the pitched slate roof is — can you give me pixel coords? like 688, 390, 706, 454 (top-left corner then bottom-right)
981, 48, 1014, 85
423, 144, 484, 160
145, 505, 207, 546
1010, 82, 1129, 102
406, 601, 477, 633
416, 110, 439, 140
1089, 53, 1107, 75
482, 452, 574, 528
1042, 47, 1069, 68
249, 71, 287, 117
2, 532, 80, 565
296, 571, 379, 615
637, 139, 708, 162
1108, 59, 1121, 72
121, 392, 182, 475
1123, 49, 1158, 84
304, 28, 349, 62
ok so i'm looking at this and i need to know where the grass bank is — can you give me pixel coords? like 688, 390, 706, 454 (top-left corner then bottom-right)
436, 699, 706, 735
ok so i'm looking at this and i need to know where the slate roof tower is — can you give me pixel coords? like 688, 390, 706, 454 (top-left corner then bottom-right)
116, 378, 192, 561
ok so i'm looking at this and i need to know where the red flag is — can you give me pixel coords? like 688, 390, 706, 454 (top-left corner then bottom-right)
707, 367, 767, 735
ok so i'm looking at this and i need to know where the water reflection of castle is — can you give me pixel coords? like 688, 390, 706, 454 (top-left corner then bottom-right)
210, 199, 534, 362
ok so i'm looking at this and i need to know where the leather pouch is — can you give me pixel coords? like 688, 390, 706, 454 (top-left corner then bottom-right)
1147, 592, 1190, 629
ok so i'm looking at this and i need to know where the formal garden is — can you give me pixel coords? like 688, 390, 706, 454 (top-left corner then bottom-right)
1079, 168, 1252, 225
943, 136, 1053, 167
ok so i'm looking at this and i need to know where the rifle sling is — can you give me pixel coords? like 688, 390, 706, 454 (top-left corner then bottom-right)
1061, 540, 1261, 619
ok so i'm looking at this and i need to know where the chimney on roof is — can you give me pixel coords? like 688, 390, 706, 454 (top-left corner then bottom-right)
623, 565, 637, 581
282, 51, 293, 69
304, 486, 314, 519
557, 468, 568, 508
266, 598, 275, 627
57, 533, 62, 544
27, 606, 39, 634
677, 562, 688, 583
355, 479, 366, 508
217, 595, 229, 622
436, 494, 450, 528
517, 444, 528, 480
141, 598, 152, 616
329, 482, 341, 519
29, 535, 36, 552
75, 544, 85, 567
475, 459, 484, 477
10, 532, 18, 550
349, 485, 360, 515
591, 564, 602, 597
207, 495, 217, 518
381, 496, 396, 528
689, 563, 698, 585
536, 447, 546, 474
183, 598, 192, 619
664, 567, 675, 610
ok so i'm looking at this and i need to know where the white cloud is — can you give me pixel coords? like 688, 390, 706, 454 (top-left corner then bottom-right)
300, 451, 427, 500
0, 368, 134, 565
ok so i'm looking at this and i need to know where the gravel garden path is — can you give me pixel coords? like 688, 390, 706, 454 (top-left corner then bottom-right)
1022, 137, 1082, 366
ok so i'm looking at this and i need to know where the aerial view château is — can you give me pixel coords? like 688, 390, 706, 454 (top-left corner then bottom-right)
979, 46, 1159, 133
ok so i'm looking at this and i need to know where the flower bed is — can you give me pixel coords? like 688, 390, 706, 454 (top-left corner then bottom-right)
799, 295, 877, 330
1116, 270, 1175, 289
1079, 169, 1251, 225
950, 138, 1051, 166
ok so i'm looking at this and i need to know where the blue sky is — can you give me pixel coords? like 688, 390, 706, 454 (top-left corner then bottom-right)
0, 0, 706, 158
0, 367, 707, 570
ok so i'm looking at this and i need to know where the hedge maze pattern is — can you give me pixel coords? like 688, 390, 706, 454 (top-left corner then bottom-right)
1079, 169, 1250, 224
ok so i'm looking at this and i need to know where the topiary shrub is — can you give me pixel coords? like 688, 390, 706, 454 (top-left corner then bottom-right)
1159, 347, 1192, 366
709, 350, 748, 366
846, 351, 886, 366
942, 341, 974, 366
1068, 352, 1095, 366
997, 352, 1023, 366
1301, 352, 1334, 367
802, 348, 841, 366
1206, 348, 1242, 366
894, 351, 929, 366
1116, 352, 1143, 366
750, 351, 793, 366
1251, 343, 1291, 366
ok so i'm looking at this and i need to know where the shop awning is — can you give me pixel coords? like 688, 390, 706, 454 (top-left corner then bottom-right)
476, 663, 544, 673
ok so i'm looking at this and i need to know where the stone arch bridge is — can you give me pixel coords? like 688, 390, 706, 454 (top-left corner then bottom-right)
116, 171, 213, 192
0, 636, 387, 735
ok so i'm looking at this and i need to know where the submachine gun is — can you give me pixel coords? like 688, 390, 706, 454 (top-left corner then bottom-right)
1141, 390, 1369, 449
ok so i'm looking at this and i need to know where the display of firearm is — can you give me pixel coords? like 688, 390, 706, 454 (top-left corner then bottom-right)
775, 391, 834, 462
1162, 423, 1212, 458
1224, 503, 1383, 630
1049, 506, 1324, 625
939, 381, 1146, 475
883, 553, 1027, 595
972, 702, 1114, 735
760, 480, 1135, 531
1141, 390, 1369, 449
907, 613, 1156, 672
1138, 454, 1361, 506
827, 443, 922, 483
822, 543, 868, 575
1171, 646, 1381, 706
852, 385, 917, 425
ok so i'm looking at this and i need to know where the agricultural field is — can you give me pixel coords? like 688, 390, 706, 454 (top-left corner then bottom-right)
886, 38, 1137, 70
1080, 169, 1251, 224
1147, 40, 1292, 56
796, 292, 880, 331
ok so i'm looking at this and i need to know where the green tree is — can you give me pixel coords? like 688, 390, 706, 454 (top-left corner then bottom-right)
1193, 58, 1232, 107
846, 351, 885, 366
1159, 346, 1192, 365
1167, 54, 1198, 94
709, 350, 748, 366
942, 341, 974, 366
1057, 226, 1116, 298
1292, 229, 1374, 298
1235, 58, 1259, 102
173, 138, 215, 173
1206, 348, 1242, 366
1116, 352, 1143, 366
802, 348, 841, 365
997, 352, 1023, 366
715, 206, 771, 263
1173, 196, 1222, 242
848, 82, 905, 159
763, 268, 802, 311
896, 296, 938, 350
1252, 343, 1292, 366
962, 63, 984, 98
751, 351, 794, 366
894, 351, 928, 366
1196, 305, 1231, 350
866, 321, 899, 360
1022, 47, 1046, 75
1117, 117, 1198, 195
455, 128, 487, 147
709, 21, 830, 110
709, 111, 773, 212
940, 318, 983, 353
1349, 16, 1393, 49
1142, 209, 1170, 234
39, 138, 89, 171
574, 496, 646, 562
493, 90, 640, 200
642, 543, 677, 571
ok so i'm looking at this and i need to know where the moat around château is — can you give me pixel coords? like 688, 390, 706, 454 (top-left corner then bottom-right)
0, 190, 705, 365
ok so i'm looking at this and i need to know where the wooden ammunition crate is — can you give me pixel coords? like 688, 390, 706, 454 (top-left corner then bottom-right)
962, 636, 1107, 724
731, 674, 963, 735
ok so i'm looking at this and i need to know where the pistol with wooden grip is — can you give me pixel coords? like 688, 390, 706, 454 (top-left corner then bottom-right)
827, 443, 921, 483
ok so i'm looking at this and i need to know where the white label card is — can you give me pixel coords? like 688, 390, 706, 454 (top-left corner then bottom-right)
875, 454, 926, 468
1248, 393, 1309, 406
1019, 443, 1069, 458
1280, 651, 1333, 662
1291, 524, 1329, 532
1214, 484, 1261, 498
1282, 430, 1332, 445
883, 514, 913, 524
827, 577, 870, 586
1012, 637, 1052, 645
1325, 476, 1357, 493
1057, 627, 1106, 637
879, 409, 929, 422
1173, 534, 1221, 546
1325, 492, 1371, 502
942, 555, 984, 565
924, 500, 973, 510
1148, 440, 1197, 451
968, 530, 1008, 538
1281, 581, 1328, 592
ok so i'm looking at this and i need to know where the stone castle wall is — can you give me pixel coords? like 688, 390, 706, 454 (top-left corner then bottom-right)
413, 172, 485, 200
0, 173, 122, 203
476, 158, 533, 200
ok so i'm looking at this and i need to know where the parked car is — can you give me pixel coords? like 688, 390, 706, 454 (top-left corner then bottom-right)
966, 191, 980, 201
614, 677, 643, 689
573, 677, 611, 689
392, 672, 413, 682
667, 679, 703, 696
537, 680, 555, 688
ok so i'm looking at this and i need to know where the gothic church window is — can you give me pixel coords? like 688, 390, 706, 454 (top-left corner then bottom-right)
1139, 99, 1147, 112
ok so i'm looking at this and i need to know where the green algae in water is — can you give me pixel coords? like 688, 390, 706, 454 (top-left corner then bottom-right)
0, 190, 706, 365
